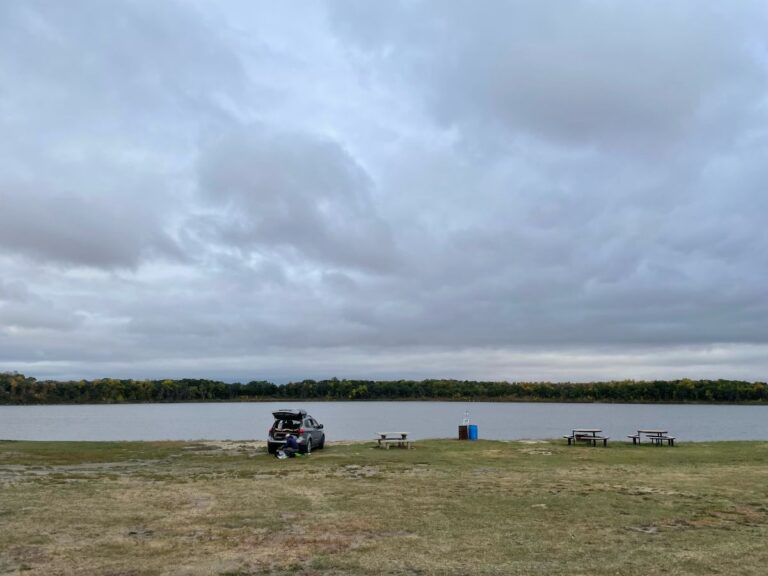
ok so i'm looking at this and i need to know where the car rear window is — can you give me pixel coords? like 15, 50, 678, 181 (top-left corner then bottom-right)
274, 419, 301, 430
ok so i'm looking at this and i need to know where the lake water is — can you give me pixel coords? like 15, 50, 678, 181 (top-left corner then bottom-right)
1, 402, 767, 442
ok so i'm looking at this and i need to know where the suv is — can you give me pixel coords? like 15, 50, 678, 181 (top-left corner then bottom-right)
267, 409, 325, 454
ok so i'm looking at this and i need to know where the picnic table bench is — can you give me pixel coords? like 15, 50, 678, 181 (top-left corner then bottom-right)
649, 435, 675, 446
581, 435, 609, 447
376, 432, 413, 449
628, 430, 675, 446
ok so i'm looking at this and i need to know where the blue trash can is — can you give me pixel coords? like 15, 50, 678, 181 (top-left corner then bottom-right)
468, 424, 478, 440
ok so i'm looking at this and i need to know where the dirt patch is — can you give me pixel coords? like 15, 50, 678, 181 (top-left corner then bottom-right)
628, 524, 659, 534
521, 448, 553, 455
608, 484, 693, 498
182, 441, 265, 456
335, 464, 379, 478
6, 545, 49, 567
127, 527, 155, 539
225, 513, 378, 573
190, 494, 216, 511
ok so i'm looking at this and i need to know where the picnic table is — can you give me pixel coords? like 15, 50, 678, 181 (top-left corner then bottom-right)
564, 428, 609, 447
376, 431, 413, 449
628, 429, 676, 446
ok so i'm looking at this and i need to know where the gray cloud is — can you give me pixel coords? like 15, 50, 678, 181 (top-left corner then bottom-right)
0, 279, 29, 302
1, 1, 768, 380
194, 123, 398, 272
0, 179, 184, 268
0, 0, 242, 130
0, 0, 244, 268
0, 271, 81, 333
329, 1, 768, 154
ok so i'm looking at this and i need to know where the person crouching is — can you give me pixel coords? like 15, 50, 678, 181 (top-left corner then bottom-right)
275, 434, 300, 459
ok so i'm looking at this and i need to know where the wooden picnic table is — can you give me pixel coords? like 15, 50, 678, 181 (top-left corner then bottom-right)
377, 431, 409, 440
376, 432, 413, 449
573, 428, 602, 436
564, 429, 609, 447
628, 430, 675, 446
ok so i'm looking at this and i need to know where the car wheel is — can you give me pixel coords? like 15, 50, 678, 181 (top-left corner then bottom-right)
318, 435, 325, 449
304, 438, 312, 454
267, 444, 277, 455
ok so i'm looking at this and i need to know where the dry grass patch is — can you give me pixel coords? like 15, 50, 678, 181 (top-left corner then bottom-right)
2, 439, 768, 575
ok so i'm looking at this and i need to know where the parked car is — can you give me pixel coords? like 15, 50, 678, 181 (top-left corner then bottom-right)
267, 409, 325, 454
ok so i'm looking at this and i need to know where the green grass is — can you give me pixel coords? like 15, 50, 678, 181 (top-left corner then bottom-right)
1, 439, 768, 575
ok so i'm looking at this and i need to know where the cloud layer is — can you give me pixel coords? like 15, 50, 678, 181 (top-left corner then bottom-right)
2, 0, 768, 381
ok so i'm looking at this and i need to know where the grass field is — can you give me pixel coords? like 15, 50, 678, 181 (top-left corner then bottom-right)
1, 439, 767, 575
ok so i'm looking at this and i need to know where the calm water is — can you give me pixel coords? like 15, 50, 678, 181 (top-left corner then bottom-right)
1, 402, 767, 442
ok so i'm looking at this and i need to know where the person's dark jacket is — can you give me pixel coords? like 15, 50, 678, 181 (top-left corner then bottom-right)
284, 435, 299, 451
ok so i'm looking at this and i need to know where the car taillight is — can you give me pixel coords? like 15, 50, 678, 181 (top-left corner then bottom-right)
299, 427, 305, 434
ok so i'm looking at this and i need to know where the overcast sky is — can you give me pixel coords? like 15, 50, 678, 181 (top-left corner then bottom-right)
2, 1, 768, 382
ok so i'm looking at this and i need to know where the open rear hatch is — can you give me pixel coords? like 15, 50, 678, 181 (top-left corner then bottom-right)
272, 409, 306, 420
271, 409, 305, 440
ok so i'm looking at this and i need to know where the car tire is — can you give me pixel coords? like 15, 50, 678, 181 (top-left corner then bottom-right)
267, 443, 278, 455
318, 435, 325, 449
303, 438, 312, 454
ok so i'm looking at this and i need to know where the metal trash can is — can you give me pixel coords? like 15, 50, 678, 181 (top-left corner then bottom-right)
458, 425, 469, 440
468, 424, 478, 441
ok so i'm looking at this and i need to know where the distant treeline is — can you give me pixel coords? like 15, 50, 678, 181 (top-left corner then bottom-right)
2, 372, 767, 405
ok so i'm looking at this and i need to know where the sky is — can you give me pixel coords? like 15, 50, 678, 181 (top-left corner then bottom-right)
1, 1, 768, 383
